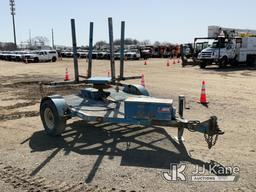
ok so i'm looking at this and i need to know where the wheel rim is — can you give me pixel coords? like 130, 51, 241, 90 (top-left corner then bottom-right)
44, 108, 55, 130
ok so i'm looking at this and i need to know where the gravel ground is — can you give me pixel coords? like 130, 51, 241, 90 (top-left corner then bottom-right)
0, 58, 255, 192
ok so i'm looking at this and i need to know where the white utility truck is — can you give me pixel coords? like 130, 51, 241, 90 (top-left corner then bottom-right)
197, 26, 256, 68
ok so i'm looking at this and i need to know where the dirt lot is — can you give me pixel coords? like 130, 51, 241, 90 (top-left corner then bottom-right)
0, 58, 255, 192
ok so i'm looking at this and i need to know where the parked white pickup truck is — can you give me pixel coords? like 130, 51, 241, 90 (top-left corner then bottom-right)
22, 50, 58, 63
125, 49, 141, 60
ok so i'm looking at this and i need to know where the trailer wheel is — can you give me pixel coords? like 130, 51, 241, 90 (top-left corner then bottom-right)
40, 100, 66, 136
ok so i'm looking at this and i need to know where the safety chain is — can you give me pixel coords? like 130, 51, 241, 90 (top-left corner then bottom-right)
204, 132, 219, 149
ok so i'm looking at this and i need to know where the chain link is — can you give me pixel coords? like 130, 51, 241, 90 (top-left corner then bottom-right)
204, 132, 219, 149
187, 117, 221, 149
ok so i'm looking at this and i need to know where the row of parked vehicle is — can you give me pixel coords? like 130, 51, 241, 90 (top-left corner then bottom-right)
0, 45, 180, 63
0, 50, 58, 63
61, 45, 181, 60
61, 49, 141, 60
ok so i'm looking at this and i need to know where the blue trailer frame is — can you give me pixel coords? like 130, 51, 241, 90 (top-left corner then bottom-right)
39, 18, 224, 149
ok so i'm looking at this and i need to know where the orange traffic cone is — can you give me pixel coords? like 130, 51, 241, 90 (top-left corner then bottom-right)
144, 60, 147, 65
64, 67, 70, 81
167, 59, 170, 67
199, 81, 208, 104
173, 59, 176, 64
141, 74, 145, 87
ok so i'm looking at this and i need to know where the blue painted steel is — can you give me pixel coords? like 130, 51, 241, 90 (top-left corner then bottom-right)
88, 22, 93, 78
123, 84, 150, 96
86, 76, 112, 85
120, 21, 125, 79
124, 97, 173, 121
71, 19, 79, 83
70, 107, 210, 135
70, 108, 175, 126
41, 95, 68, 117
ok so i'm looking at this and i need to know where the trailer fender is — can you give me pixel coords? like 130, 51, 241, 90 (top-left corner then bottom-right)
123, 84, 150, 96
40, 95, 70, 118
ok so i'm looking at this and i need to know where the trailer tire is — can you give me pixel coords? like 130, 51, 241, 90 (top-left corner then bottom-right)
40, 100, 66, 136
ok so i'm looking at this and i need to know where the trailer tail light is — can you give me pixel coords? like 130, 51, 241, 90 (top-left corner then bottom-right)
158, 107, 170, 113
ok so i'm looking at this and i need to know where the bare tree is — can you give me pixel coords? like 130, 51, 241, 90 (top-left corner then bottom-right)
0, 42, 16, 50
94, 41, 108, 49
113, 38, 140, 45
141, 40, 151, 46
31, 36, 49, 47
153, 41, 161, 46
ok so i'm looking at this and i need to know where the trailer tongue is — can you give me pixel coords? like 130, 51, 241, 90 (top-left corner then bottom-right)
39, 18, 224, 150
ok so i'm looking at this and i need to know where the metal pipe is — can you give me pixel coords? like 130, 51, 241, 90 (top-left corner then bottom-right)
108, 17, 115, 81
71, 19, 79, 83
120, 21, 125, 80
88, 22, 93, 78
178, 95, 185, 119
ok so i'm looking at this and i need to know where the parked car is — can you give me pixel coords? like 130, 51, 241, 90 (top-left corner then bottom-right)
22, 50, 58, 63
97, 51, 108, 59
125, 49, 141, 60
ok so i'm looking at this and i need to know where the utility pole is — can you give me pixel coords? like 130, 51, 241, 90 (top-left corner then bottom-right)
29, 29, 32, 48
51, 28, 55, 49
9, 0, 17, 48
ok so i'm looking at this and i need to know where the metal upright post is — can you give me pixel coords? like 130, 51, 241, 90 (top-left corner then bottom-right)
120, 21, 125, 80
108, 17, 116, 81
88, 22, 94, 78
178, 95, 185, 119
71, 19, 79, 83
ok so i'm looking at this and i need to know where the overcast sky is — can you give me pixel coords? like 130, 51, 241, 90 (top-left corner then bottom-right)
0, 0, 255, 46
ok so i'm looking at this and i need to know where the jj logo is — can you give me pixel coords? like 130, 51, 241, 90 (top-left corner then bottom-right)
162, 163, 187, 181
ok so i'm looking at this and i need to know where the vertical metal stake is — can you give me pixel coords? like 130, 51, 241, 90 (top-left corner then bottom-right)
179, 95, 185, 119
120, 21, 125, 80
71, 19, 79, 83
108, 17, 116, 82
88, 22, 94, 78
